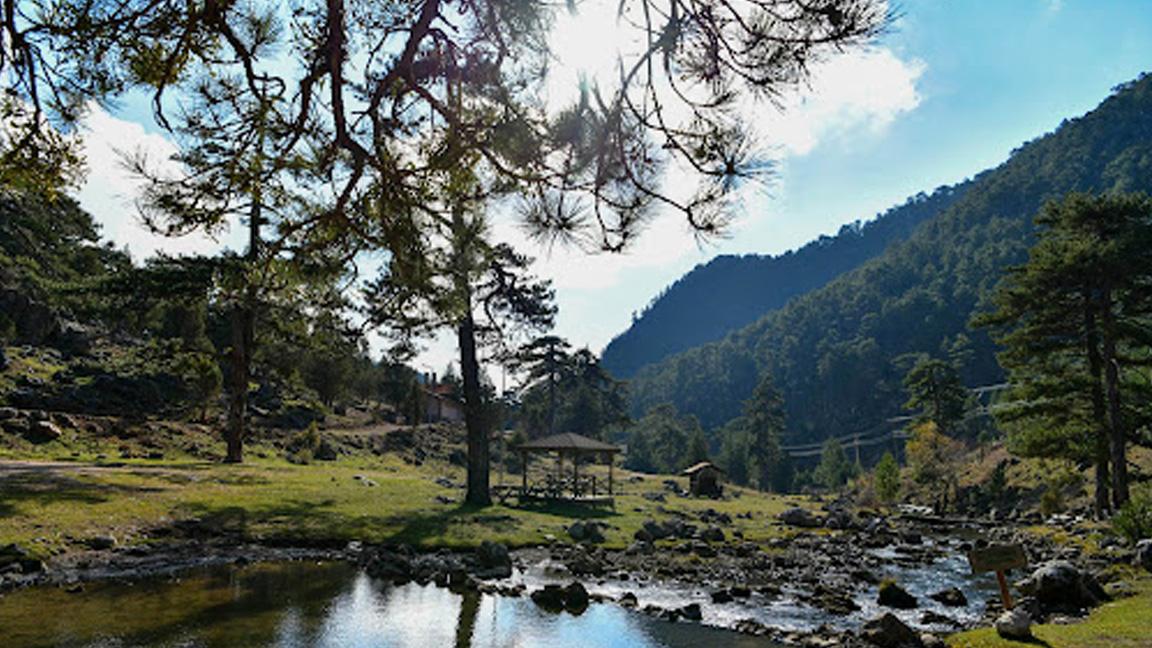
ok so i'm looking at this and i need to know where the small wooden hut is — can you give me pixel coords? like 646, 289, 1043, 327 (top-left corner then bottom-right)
682, 461, 725, 497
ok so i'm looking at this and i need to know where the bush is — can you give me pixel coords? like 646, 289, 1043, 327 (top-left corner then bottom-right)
1113, 487, 1152, 544
286, 424, 321, 464
874, 452, 901, 505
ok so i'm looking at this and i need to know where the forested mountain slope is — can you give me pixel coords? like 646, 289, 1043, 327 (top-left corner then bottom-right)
601, 185, 969, 378
628, 73, 1152, 441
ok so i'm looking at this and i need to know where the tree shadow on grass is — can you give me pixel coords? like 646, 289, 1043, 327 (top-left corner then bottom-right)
0, 471, 167, 520
176, 497, 621, 549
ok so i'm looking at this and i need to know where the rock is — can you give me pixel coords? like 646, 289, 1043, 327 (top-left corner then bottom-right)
0, 544, 42, 574
1019, 560, 1107, 612
531, 584, 567, 611
779, 507, 822, 528
633, 527, 654, 543
563, 581, 589, 613
878, 581, 919, 609
642, 519, 671, 540
619, 591, 638, 608
824, 509, 855, 530
567, 550, 606, 576
700, 526, 725, 542
25, 419, 62, 444
86, 535, 116, 550
1136, 539, 1152, 572
567, 521, 605, 543
679, 603, 703, 621
364, 548, 413, 581
474, 541, 512, 579
919, 611, 960, 627
0, 407, 17, 421
711, 589, 734, 604
994, 608, 1033, 640
861, 613, 923, 647
929, 587, 968, 607
531, 582, 589, 614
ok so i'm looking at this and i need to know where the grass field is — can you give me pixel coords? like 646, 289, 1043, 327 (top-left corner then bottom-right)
0, 451, 807, 559
947, 575, 1152, 648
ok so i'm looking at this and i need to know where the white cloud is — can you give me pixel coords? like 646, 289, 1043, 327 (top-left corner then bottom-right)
74, 106, 233, 262
761, 47, 926, 157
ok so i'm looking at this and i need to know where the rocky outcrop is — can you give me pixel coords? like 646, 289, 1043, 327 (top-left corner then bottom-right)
1017, 560, 1108, 613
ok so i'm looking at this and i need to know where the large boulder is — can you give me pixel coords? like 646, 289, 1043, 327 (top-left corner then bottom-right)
878, 581, 919, 609
779, 507, 822, 528
1136, 539, 1152, 572
861, 613, 923, 647
1018, 561, 1107, 613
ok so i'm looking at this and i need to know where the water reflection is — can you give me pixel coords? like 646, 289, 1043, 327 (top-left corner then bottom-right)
0, 562, 777, 648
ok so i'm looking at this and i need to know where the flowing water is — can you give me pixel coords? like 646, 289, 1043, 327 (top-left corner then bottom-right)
0, 561, 779, 648
0, 535, 1005, 647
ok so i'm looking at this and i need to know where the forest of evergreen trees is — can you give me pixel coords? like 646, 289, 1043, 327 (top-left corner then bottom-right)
625, 73, 1152, 451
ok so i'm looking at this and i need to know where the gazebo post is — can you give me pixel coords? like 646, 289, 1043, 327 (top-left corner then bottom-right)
520, 449, 528, 496
573, 451, 580, 498
608, 455, 614, 495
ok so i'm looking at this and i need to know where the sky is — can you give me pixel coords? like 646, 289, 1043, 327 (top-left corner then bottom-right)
73, 0, 1152, 378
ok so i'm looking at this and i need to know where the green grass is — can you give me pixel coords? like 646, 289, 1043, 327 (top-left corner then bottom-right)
0, 454, 803, 559
947, 576, 1152, 648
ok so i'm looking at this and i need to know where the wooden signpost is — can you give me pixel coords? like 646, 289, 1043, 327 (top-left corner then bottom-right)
967, 543, 1027, 610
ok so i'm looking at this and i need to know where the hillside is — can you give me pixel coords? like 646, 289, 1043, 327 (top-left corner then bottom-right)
601, 185, 968, 378
628, 73, 1152, 440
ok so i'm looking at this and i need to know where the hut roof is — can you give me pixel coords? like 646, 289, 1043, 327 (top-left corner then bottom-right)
517, 432, 622, 453
681, 461, 725, 475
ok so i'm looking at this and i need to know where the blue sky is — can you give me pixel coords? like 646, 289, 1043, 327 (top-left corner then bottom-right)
74, 0, 1152, 376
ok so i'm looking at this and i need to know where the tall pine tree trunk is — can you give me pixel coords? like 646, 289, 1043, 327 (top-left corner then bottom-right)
1100, 289, 1129, 507
459, 310, 491, 506
1083, 298, 1110, 517
224, 196, 261, 464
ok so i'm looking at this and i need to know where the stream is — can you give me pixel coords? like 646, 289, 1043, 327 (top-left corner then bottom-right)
0, 537, 1005, 647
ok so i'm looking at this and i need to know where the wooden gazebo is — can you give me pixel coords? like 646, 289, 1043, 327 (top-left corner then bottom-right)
509, 432, 622, 506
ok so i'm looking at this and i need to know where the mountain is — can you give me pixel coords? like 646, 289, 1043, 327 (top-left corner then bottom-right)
627, 73, 1152, 441
601, 185, 969, 378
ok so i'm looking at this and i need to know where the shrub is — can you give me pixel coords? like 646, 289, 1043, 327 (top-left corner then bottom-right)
1112, 486, 1152, 544
286, 424, 321, 464
874, 452, 901, 505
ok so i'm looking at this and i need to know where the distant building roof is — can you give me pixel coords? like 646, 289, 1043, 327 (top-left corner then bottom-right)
681, 461, 725, 475
517, 432, 622, 453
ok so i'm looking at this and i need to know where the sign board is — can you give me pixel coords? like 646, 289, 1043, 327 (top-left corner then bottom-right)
967, 544, 1027, 574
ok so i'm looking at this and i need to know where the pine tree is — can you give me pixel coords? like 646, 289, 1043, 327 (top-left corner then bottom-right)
743, 373, 785, 491
874, 451, 901, 505
978, 192, 1152, 510
902, 357, 968, 436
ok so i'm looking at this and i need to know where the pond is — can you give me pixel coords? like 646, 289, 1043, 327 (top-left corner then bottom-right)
0, 561, 780, 648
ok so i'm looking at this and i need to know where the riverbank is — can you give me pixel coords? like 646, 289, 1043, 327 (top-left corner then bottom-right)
3, 452, 1150, 646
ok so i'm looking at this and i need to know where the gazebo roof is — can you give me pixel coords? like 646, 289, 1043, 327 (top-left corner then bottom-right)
517, 432, 622, 453
681, 461, 725, 475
